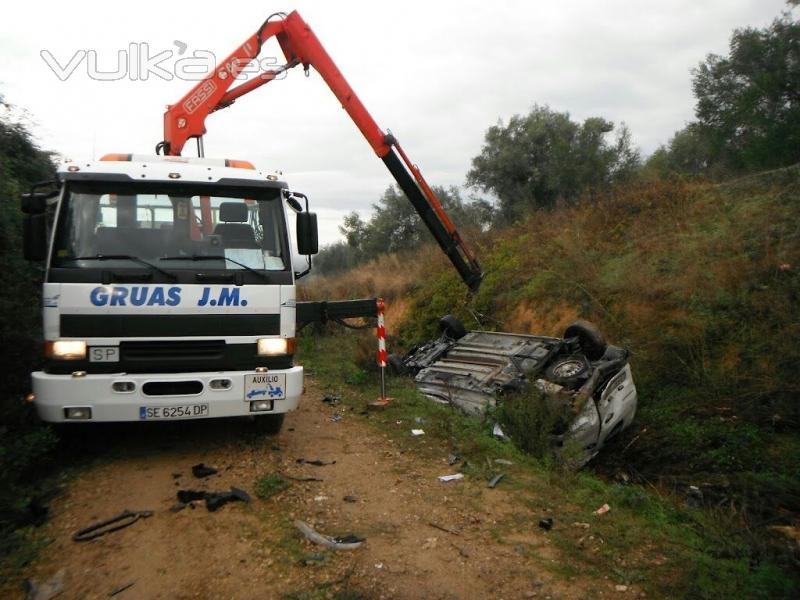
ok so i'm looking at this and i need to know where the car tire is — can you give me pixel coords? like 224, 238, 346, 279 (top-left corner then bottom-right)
545, 355, 590, 388
387, 353, 406, 375
564, 320, 607, 361
252, 413, 285, 435
439, 315, 467, 340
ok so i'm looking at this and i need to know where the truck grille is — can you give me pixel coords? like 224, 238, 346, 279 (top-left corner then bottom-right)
120, 340, 225, 362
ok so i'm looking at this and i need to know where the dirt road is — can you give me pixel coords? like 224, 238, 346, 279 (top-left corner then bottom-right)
16, 381, 624, 600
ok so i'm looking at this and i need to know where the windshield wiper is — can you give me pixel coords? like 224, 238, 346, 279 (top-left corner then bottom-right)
72, 254, 178, 282
160, 254, 271, 282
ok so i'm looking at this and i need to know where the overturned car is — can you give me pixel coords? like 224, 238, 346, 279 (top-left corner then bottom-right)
390, 317, 637, 462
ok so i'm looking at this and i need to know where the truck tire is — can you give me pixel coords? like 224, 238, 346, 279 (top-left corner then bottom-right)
253, 413, 285, 435
439, 315, 467, 340
564, 320, 607, 361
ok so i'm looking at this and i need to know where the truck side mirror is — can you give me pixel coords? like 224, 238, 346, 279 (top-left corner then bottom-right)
296, 211, 318, 255
23, 213, 48, 261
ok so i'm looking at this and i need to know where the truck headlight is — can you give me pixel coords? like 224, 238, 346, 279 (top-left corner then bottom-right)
46, 340, 87, 360
257, 338, 295, 356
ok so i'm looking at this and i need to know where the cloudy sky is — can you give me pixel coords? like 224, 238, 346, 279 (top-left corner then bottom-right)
1, 0, 789, 244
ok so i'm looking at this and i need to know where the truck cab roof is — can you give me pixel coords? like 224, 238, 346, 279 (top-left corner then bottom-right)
57, 154, 286, 187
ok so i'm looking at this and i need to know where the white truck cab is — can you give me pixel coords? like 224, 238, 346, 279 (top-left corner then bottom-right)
22, 154, 319, 431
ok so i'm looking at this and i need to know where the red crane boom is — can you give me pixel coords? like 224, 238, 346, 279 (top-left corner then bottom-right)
159, 10, 482, 291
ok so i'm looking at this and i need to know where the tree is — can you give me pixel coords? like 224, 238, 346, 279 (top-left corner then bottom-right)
466, 105, 640, 222
691, 10, 800, 172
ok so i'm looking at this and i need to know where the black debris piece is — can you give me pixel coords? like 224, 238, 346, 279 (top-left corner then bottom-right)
447, 453, 461, 466
171, 473, 182, 479
322, 395, 341, 405
343, 495, 358, 503
176, 490, 206, 503
488, 473, 506, 489
333, 533, 365, 544
176, 488, 251, 512
169, 502, 187, 513
296, 458, 336, 466
284, 474, 324, 482
191, 463, 218, 478
538, 517, 554, 531
73, 510, 154, 542
271, 445, 282, 452
108, 581, 135, 597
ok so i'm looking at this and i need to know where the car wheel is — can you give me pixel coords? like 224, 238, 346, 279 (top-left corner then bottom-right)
564, 320, 607, 361
252, 413, 285, 435
387, 353, 406, 375
545, 355, 590, 387
439, 315, 467, 340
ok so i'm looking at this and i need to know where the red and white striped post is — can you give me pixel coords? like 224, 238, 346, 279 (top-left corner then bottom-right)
369, 298, 391, 409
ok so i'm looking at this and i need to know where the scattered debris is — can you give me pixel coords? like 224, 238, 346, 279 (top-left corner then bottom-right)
422, 536, 438, 550
615, 584, 628, 592
294, 520, 364, 550
108, 582, 136, 597
343, 495, 358, 503
301, 553, 328, 566
330, 414, 343, 423
170, 502, 188, 513
572, 522, 591, 529
322, 395, 341, 405
493, 459, 514, 466
492, 423, 510, 442
538, 517, 554, 531
438, 473, 464, 483
24, 569, 65, 600
314, 495, 328, 502
176, 487, 251, 512
284, 474, 324, 482
487, 473, 506, 489
374, 563, 384, 569
191, 463, 218, 478
73, 509, 154, 541
594, 503, 611, 515
686, 485, 704, 507
428, 521, 460, 536
447, 453, 461, 466
296, 458, 336, 466
411, 429, 425, 436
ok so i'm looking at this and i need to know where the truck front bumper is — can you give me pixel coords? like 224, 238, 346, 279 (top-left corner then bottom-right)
31, 367, 303, 423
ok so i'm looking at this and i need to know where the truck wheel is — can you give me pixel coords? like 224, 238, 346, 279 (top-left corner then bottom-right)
439, 315, 467, 340
564, 320, 607, 361
253, 413, 285, 435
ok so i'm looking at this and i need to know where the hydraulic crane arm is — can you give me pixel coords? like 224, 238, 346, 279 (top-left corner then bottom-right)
159, 10, 482, 291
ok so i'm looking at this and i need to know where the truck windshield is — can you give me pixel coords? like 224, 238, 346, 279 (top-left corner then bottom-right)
51, 181, 288, 273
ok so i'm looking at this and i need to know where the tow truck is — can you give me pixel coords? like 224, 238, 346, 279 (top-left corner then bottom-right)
20, 10, 482, 430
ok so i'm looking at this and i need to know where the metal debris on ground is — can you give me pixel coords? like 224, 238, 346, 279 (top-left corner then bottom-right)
108, 582, 136, 597
73, 510, 154, 541
538, 517, 554, 531
492, 423, 510, 441
191, 463, 218, 478
176, 487, 251, 512
428, 521, 460, 535
294, 520, 365, 550
330, 414, 343, 423
301, 553, 328, 566
24, 568, 66, 600
411, 429, 425, 436
296, 458, 337, 466
438, 473, 464, 482
487, 473, 506, 488
284, 474, 324, 482
594, 503, 611, 515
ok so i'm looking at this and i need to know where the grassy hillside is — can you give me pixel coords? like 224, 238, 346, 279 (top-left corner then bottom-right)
304, 169, 800, 520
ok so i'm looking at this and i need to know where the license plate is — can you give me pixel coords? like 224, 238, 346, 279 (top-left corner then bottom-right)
139, 404, 209, 420
90, 346, 119, 362
244, 372, 286, 400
